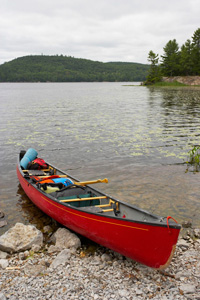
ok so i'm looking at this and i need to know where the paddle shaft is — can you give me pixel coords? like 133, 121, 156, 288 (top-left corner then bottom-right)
74, 178, 108, 186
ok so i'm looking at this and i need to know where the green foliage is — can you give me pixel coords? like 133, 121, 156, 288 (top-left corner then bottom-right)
0, 55, 149, 82
152, 81, 186, 87
191, 28, 200, 75
144, 51, 162, 84
180, 39, 193, 75
186, 146, 200, 172
161, 39, 180, 76
146, 27, 200, 83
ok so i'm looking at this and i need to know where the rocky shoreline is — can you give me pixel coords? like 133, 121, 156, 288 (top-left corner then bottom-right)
162, 76, 200, 86
0, 223, 199, 300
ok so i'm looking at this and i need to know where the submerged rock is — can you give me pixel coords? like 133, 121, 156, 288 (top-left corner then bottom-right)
0, 223, 43, 253
0, 211, 5, 218
0, 220, 7, 228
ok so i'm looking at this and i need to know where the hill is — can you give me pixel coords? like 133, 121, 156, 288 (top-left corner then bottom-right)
0, 55, 149, 82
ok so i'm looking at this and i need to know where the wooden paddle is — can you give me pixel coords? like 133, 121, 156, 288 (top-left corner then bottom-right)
74, 178, 108, 186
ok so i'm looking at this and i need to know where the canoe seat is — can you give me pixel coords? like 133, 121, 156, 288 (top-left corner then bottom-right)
58, 194, 100, 207
80, 206, 104, 213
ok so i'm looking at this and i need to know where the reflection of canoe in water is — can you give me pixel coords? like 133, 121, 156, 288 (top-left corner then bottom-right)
17, 149, 181, 269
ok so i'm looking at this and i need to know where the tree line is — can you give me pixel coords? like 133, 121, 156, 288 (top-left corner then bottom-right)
146, 28, 200, 84
0, 55, 149, 82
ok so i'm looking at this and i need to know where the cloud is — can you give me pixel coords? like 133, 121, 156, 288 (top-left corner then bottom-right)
0, 0, 199, 64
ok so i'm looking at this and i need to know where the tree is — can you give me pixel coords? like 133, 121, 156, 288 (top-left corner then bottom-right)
145, 50, 161, 84
179, 39, 193, 75
161, 39, 180, 76
191, 28, 200, 75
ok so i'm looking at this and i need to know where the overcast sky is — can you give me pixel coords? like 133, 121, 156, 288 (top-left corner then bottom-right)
0, 0, 199, 65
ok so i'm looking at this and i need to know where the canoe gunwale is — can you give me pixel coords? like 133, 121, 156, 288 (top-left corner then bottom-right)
16, 151, 182, 269
17, 155, 181, 230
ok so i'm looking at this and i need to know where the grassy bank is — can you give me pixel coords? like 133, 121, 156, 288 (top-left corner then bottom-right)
147, 81, 187, 87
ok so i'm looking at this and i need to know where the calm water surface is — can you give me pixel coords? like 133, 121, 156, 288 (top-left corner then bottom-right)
0, 82, 200, 234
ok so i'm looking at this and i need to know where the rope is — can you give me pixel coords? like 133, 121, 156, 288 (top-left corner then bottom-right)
166, 216, 178, 233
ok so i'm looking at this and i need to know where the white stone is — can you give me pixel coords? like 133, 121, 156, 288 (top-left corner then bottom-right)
180, 284, 196, 294
0, 250, 8, 259
50, 227, 81, 251
31, 244, 42, 252
135, 288, 143, 295
0, 223, 43, 253
0, 293, 6, 300
0, 259, 8, 269
24, 264, 45, 276
177, 239, 190, 250
50, 249, 71, 268
101, 253, 112, 262
118, 289, 129, 297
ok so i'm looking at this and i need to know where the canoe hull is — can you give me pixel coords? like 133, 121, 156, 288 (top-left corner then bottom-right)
17, 165, 180, 269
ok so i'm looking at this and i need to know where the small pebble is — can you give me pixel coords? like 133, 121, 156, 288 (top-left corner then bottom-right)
0, 228, 199, 300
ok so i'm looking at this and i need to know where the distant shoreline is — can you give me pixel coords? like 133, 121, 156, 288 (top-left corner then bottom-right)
142, 76, 200, 87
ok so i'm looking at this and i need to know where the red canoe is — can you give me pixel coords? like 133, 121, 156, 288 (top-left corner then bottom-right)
17, 150, 181, 269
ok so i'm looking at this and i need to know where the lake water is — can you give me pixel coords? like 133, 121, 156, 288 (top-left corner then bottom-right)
0, 82, 200, 234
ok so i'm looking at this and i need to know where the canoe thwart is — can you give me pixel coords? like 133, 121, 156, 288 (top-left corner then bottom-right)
102, 208, 114, 213
60, 196, 108, 203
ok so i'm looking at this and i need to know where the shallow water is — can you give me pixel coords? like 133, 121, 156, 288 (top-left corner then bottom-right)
0, 82, 200, 234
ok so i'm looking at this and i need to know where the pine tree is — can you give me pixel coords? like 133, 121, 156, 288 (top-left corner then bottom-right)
145, 50, 161, 84
180, 39, 193, 75
191, 28, 200, 75
161, 39, 180, 76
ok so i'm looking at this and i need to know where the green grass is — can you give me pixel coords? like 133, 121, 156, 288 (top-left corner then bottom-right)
186, 145, 200, 172
152, 81, 187, 87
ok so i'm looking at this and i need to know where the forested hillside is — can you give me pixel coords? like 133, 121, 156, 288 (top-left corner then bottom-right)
0, 55, 149, 82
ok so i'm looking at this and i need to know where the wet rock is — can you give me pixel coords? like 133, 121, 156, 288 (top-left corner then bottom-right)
0, 223, 43, 253
0, 220, 7, 228
50, 227, 81, 251
182, 221, 192, 228
194, 228, 200, 238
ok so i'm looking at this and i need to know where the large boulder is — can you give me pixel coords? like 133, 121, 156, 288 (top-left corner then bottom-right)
48, 227, 81, 253
0, 223, 43, 253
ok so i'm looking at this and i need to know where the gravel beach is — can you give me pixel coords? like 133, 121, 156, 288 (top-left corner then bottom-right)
0, 226, 199, 300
